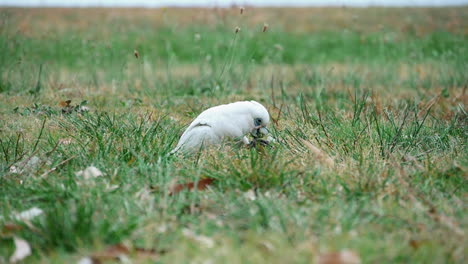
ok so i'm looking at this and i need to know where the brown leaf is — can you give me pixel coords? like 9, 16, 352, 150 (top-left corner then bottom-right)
80, 244, 162, 263
169, 178, 216, 195
61, 100, 75, 114
1, 223, 23, 236
409, 239, 422, 249
105, 243, 130, 254
316, 250, 361, 264
59, 100, 71, 107
134, 247, 162, 260
91, 243, 130, 261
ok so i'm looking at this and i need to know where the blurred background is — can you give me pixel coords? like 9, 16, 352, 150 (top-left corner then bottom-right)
0, 0, 467, 263
1, 0, 468, 7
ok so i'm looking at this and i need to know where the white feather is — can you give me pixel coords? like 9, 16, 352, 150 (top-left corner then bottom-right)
171, 101, 270, 154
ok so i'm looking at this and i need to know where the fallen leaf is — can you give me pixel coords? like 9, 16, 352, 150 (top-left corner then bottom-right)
77, 257, 94, 264
135, 187, 153, 202
169, 178, 216, 195
9, 236, 32, 263
79, 243, 130, 264
182, 229, 215, 248
105, 183, 119, 192
15, 207, 44, 221
59, 100, 72, 107
9, 166, 18, 173
134, 247, 161, 260
92, 243, 129, 261
61, 100, 74, 114
10, 156, 41, 174
61, 100, 90, 114
258, 240, 275, 252
59, 138, 73, 145
316, 250, 361, 264
24, 156, 40, 170
156, 224, 167, 233
301, 139, 335, 167
78, 243, 161, 264
1, 223, 23, 236
0, 208, 43, 237
243, 189, 256, 201
78, 106, 90, 113
75, 166, 103, 180
274, 44, 284, 51
409, 239, 422, 249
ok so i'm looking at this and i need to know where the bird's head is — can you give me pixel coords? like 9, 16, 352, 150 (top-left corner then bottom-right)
248, 101, 270, 138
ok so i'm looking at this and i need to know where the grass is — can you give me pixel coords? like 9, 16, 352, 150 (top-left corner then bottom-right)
0, 6, 467, 263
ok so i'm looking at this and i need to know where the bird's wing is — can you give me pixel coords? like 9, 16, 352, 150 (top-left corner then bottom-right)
171, 123, 218, 153
194, 103, 250, 131
183, 118, 211, 135
171, 119, 217, 154
171, 102, 255, 154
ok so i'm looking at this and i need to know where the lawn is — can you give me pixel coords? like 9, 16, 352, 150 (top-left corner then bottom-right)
0, 6, 467, 263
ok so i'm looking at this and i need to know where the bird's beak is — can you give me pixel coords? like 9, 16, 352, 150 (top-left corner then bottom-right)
258, 127, 269, 135
252, 126, 269, 138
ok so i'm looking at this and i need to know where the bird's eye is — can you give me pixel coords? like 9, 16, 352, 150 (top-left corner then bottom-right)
254, 118, 262, 126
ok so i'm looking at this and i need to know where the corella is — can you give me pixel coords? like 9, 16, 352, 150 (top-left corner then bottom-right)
171, 101, 271, 154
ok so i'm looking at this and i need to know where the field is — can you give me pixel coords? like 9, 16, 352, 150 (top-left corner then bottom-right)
0, 6, 467, 263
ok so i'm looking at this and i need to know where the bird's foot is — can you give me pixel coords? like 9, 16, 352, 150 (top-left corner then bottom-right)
248, 138, 271, 149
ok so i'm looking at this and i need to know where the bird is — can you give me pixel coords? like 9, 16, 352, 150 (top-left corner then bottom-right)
170, 101, 270, 154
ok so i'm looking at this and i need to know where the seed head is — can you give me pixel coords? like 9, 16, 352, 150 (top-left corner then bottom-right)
235, 27, 241, 34
134, 50, 139, 59
263, 23, 269, 32
240, 7, 244, 14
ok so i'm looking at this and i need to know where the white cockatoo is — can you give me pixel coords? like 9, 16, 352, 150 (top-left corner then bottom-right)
170, 101, 270, 154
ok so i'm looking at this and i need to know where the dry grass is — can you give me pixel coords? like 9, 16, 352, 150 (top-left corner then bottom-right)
3, 7, 467, 37
0, 6, 466, 263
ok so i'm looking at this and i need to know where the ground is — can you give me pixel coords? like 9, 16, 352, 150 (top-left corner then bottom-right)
0, 6, 467, 263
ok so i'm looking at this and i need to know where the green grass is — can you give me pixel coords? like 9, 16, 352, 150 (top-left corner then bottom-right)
0, 7, 467, 263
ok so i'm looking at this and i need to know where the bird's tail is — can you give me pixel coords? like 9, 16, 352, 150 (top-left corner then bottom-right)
169, 146, 179, 155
